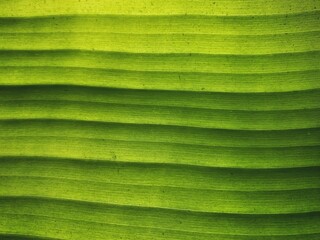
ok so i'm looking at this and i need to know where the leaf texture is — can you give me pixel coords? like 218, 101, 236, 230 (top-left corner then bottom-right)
0, 1, 319, 239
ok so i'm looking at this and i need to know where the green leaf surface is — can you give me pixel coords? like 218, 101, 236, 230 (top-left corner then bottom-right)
0, 1, 319, 239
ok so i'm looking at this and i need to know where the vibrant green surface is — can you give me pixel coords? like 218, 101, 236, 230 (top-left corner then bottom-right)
0, 1, 319, 239
0, 0, 318, 17
0, 13, 319, 35
0, 50, 319, 74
